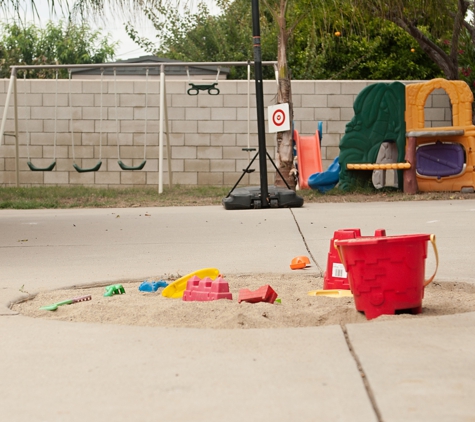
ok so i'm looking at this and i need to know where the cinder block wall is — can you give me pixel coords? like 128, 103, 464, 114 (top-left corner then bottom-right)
0, 79, 452, 187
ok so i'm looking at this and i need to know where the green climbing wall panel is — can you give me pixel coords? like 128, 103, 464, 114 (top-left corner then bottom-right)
338, 82, 406, 191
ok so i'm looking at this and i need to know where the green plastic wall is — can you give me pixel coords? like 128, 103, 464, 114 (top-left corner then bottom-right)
338, 82, 406, 190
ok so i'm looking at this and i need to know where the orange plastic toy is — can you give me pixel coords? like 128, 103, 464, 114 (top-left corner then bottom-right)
290, 256, 310, 270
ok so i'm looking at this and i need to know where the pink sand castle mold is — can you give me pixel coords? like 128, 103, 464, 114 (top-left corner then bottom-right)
238, 285, 278, 304
182, 275, 233, 302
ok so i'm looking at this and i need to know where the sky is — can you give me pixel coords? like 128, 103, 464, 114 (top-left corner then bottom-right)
3, 0, 220, 60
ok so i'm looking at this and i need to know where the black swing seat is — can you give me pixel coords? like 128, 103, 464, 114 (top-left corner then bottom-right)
187, 83, 220, 95
27, 161, 56, 172
73, 161, 102, 173
118, 160, 147, 171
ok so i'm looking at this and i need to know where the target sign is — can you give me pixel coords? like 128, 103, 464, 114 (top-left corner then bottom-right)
268, 103, 290, 133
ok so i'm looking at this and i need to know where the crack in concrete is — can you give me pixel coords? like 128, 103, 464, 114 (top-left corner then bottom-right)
289, 209, 324, 277
341, 324, 383, 422
289, 209, 382, 420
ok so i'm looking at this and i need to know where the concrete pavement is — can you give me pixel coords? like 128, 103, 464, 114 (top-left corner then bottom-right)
1, 200, 475, 421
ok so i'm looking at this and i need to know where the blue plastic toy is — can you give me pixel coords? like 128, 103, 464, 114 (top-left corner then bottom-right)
138, 280, 169, 292
308, 156, 340, 193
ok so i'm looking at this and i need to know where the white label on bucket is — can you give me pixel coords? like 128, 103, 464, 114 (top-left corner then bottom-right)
332, 263, 347, 278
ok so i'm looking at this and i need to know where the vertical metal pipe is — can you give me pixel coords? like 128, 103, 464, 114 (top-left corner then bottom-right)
0, 74, 15, 145
163, 78, 172, 188
251, 0, 269, 206
247, 62, 251, 150
13, 69, 20, 187
158, 64, 165, 194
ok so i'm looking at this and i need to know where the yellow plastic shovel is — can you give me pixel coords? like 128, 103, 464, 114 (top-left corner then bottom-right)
308, 289, 353, 298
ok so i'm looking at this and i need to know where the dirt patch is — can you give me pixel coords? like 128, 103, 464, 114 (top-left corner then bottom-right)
12, 274, 475, 329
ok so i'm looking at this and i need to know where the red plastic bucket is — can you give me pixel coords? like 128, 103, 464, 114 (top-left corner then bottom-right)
334, 233, 438, 320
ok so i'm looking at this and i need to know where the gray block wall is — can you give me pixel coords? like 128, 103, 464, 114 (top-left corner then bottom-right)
0, 78, 453, 187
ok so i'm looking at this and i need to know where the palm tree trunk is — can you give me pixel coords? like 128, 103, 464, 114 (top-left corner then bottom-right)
273, 10, 296, 189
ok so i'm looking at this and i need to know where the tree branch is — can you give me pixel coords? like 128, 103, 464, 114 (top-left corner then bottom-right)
450, 0, 469, 62
261, 0, 280, 23
392, 15, 458, 79
288, 10, 309, 34
281, 0, 288, 18
461, 3, 475, 45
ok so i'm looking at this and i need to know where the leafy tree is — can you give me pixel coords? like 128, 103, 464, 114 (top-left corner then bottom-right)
297, 19, 443, 80
0, 20, 117, 78
349, 0, 466, 80
126, 0, 278, 80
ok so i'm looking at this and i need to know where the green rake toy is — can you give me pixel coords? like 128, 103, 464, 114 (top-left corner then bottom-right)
40, 295, 91, 311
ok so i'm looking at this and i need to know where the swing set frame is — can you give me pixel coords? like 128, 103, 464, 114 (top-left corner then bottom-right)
0, 60, 278, 193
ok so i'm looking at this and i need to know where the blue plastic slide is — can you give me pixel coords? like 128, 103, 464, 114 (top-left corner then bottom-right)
308, 157, 340, 193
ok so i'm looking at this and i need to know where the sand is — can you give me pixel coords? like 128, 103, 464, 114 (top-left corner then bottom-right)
12, 273, 475, 329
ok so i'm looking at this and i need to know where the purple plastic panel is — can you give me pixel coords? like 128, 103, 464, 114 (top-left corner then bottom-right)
416, 142, 465, 178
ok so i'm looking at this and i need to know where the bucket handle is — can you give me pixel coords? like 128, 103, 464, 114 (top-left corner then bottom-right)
334, 241, 347, 272
334, 234, 439, 287
424, 234, 439, 287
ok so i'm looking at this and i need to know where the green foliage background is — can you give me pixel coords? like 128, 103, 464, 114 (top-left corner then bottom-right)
126, 0, 443, 81
0, 21, 117, 78
0, 0, 467, 84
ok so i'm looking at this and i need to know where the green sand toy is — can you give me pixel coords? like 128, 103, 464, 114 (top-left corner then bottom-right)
104, 284, 125, 297
40, 295, 91, 311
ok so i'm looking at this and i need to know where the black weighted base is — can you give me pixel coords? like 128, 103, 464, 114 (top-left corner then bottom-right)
222, 185, 304, 210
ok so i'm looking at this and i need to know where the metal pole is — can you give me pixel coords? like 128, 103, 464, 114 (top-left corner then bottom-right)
159, 64, 165, 194
0, 74, 14, 145
251, 0, 269, 207
10, 61, 278, 72
163, 79, 172, 188
13, 69, 19, 187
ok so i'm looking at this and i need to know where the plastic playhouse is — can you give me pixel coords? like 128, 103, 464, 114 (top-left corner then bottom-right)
293, 78, 475, 193
338, 78, 475, 193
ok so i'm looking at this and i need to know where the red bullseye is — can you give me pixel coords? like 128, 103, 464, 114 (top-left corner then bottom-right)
272, 109, 285, 126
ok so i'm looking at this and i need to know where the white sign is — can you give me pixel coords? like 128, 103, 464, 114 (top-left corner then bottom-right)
268, 103, 290, 133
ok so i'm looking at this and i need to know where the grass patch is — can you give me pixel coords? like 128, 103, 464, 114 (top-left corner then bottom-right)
0, 185, 231, 209
0, 185, 472, 209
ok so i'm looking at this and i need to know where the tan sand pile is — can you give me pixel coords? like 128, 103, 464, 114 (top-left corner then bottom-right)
13, 273, 475, 329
